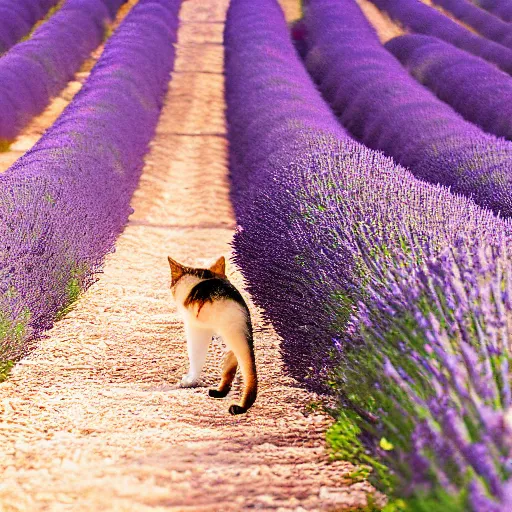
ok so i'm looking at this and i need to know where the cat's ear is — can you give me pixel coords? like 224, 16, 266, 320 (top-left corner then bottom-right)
210, 256, 226, 277
168, 256, 185, 283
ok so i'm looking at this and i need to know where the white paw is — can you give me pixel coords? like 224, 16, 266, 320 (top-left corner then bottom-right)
180, 374, 199, 388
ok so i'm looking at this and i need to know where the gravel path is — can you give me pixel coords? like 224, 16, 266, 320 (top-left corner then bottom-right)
0, 1, 379, 510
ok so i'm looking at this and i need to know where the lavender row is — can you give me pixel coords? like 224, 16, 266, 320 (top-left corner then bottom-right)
225, 0, 348, 384
226, 0, 512, 508
0, 0, 127, 143
472, 0, 512, 21
0, 0, 58, 55
387, 34, 512, 141
369, 0, 512, 74
100, 0, 126, 17
432, 0, 512, 49
225, 0, 347, 216
300, 0, 512, 217
0, 0, 180, 361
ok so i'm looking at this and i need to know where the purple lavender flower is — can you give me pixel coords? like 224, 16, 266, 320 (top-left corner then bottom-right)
469, 481, 503, 512
0, 0, 127, 142
471, 0, 512, 22
432, 0, 512, 49
386, 34, 512, 142
368, 0, 512, 74
0, 0, 58, 55
226, 0, 512, 507
0, 0, 180, 360
300, 0, 512, 218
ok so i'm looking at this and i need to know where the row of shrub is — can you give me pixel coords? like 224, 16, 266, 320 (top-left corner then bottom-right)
0, 0, 128, 143
225, 0, 348, 388
386, 34, 512, 142
472, 0, 512, 21
0, 0, 180, 362
226, 0, 512, 509
432, 0, 512, 50
0, 0, 58, 55
297, 0, 512, 218
369, 0, 512, 75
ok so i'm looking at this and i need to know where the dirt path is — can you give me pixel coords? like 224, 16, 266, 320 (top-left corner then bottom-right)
0, 1, 379, 510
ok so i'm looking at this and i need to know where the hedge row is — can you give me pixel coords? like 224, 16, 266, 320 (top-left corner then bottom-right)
0, 0, 58, 55
387, 34, 512, 141
0, 0, 127, 142
432, 0, 512, 50
369, 0, 512, 74
226, 0, 512, 508
0, 0, 180, 360
472, 0, 512, 22
300, 0, 512, 217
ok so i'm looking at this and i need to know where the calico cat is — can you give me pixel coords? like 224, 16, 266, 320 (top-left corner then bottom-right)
168, 255, 257, 415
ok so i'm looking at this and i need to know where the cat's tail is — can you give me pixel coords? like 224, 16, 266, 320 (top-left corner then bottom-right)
217, 318, 257, 415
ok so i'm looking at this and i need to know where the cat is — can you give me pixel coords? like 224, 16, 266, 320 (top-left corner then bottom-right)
168, 255, 257, 415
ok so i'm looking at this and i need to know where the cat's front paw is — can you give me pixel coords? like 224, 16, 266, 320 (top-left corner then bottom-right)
180, 374, 199, 388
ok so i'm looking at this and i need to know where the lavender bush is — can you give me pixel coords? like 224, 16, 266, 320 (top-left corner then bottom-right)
387, 34, 512, 141
225, 0, 347, 215
368, 0, 512, 75
100, 0, 127, 18
0, 0, 58, 55
0, 0, 180, 361
226, 0, 512, 508
225, 0, 350, 386
471, 0, 512, 22
432, 0, 512, 49
300, 0, 512, 218
0, 0, 127, 143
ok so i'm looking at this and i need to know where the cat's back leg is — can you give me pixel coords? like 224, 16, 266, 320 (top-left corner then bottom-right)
209, 350, 238, 398
218, 324, 257, 415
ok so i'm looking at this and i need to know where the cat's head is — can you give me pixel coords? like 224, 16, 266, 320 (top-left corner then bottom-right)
167, 256, 226, 288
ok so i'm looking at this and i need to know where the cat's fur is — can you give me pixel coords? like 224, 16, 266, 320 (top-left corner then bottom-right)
168, 256, 257, 415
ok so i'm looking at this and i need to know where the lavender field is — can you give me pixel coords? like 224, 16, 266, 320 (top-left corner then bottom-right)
0, 0, 512, 510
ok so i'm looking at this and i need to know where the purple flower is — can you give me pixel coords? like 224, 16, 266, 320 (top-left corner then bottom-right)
473, 0, 512, 21
300, 0, 512, 218
469, 480, 502, 512
0, 0, 126, 140
226, 0, 512, 507
432, 0, 512, 49
387, 35, 512, 142
0, 0, 58, 55
0, 0, 180, 360
369, 0, 512, 74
